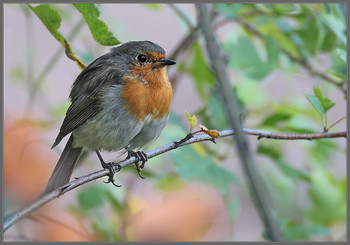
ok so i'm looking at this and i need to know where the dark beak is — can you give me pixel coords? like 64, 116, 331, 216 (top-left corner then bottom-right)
158, 58, 176, 66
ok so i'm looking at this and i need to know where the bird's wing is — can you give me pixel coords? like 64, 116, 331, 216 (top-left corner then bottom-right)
51, 94, 100, 148
52, 54, 123, 148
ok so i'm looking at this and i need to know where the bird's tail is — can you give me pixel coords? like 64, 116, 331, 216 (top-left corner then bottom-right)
43, 135, 82, 194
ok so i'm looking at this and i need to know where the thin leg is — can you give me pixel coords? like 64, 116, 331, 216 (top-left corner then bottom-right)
95, 150, 122, 187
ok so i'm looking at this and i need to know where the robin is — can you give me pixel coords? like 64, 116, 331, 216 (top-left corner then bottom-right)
44, 41, 176, 194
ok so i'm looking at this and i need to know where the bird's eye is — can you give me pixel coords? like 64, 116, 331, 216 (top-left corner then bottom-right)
136, 54, 148, 63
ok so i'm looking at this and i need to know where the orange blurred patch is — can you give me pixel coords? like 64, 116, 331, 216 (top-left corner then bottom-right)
37, 208, 91, 242
4, 120, 54, 199
3, 119, 92, 242
126, 187, 216, 241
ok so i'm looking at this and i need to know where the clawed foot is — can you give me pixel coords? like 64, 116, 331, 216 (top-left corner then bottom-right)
95, 151, 122, 187
127, 150, 148, 179
102, 162, 122, 187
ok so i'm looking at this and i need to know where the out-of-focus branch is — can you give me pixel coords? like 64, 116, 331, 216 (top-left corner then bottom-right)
169, 18, 231, 62
3, 128, 345, 232
29, 17, 86, 103
169, 25, 200, 62
169, 17, 232, 89
168, 4, 194, 29
196, 4, 283, 241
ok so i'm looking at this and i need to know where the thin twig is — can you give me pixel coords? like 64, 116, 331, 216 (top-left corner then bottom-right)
169, 17, 232, 89
327, 115, 347, 131
28, 17, 86, 103
196, 4, 283, 241
3, 128, 346, 232
168, 4, 193, 29
169, 17, 231, 62
169, 25, 200, 62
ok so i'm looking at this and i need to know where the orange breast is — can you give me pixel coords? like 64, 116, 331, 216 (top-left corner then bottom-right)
121, 68, 173, 121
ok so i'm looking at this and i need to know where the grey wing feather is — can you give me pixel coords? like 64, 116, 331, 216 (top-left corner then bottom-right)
51, 95, 101, 148
52, 53, 124, 148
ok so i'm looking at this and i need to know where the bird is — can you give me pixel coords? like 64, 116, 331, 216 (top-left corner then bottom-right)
44, 40, 176, 194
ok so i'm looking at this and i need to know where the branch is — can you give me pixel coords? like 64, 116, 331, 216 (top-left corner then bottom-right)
196, 4, 284, 241
169, 17, 232, 62
28, 17, 86, 103
169, 18, 232, 89
3, 128, 346, 232
168, 4, 194, 29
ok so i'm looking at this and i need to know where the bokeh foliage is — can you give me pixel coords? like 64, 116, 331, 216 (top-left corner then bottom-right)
5, 3, 346, 241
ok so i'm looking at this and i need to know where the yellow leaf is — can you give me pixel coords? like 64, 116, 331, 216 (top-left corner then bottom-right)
185, 110, 197, 131
189, 115, 197, 131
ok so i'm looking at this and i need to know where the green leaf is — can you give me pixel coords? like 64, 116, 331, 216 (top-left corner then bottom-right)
271, 4, 300, 14
320, 28, 338, 52
226, 36, 278, 80
332, 48, 347, 78
275, 159, 310, 182
106, 190, 123, 213
283, 220, 330, 241
309, 139, 340, 163
261, 112, 292, 127
257, 144, 281, 160
258, 144, 310, 182
326, 70, 346, 81
313, 86, 336, 112
307, 166, 346, 225
171, 145, 239, 197
282, 125, 315, 134
336, 48, 346, 63
215, 4, 242, 19
320, 12, 346, 45
77, 184, 107, 210
296, 16, 320, 55
197, 94, 228, 130
305, 93, 325, 116
189, 42, 216, 98
167, 113, 239, 197
235, 79, 267, 109
73, 3, 120, 46
29, 4, 86, 69
260, 20, 299, 57
28, 4, 65, 45
266, 35, 280, 68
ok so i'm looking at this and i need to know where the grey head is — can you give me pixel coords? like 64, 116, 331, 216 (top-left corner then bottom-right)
111, 40, 166, 58
109, 40, 175, 70
69, 41, 174, 99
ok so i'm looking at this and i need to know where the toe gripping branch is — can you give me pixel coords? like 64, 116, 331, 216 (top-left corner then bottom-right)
95, 151, 122, 187
127, 150, 148, 179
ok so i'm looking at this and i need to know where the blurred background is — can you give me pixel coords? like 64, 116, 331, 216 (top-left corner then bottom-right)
3, 3, 347, 241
